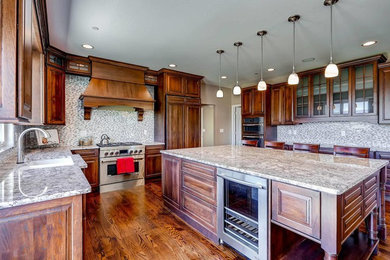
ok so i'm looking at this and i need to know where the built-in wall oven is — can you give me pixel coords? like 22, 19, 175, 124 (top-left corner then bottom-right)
217, 168, 268, 260
242, 117, 264, 146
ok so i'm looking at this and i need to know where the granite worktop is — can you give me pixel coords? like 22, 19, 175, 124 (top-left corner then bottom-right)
0, 147, 91, 209
162, 145, 389, 195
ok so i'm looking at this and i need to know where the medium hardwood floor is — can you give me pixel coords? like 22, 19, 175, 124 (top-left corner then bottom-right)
84, 180, 390, 260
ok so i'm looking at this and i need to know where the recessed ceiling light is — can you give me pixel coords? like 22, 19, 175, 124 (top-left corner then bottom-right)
168, 64, 177, 68
92, 26, 99, 31
82, 44, 94, 49
267, 68, 275, 72
361, 40, 377, 47
302, 57, 315, 62
221, 76, 227, 79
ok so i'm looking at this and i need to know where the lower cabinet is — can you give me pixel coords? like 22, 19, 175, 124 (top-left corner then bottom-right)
0, 195, 83, 259
145, 144, 165, 179
162, 155, 218, 241
72, 149, 99, 192
375, 151, 390, 198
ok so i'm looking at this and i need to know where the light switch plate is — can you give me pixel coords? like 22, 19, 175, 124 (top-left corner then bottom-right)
219, 129, 224, 133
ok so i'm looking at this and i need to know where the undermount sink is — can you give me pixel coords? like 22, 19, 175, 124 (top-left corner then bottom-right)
25, 156, 74, 169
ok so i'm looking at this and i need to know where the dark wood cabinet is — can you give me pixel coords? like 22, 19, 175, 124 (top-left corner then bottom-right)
72, 149, 99, 192
270, 84, 294, 126
330, 67, 351, 117
241, 87, 265, 117
379, 63, 390, 124
311, 72, 329, 117
162, 155, 218, 242
0, 195, 83, 259
162, 155, 181, 208
155, 69, 203, 149
46, 65, 65, 124
375, 151, 390, 198
295, 75, 310, 119
145, 144, 165, 179
66, 54, 91, 76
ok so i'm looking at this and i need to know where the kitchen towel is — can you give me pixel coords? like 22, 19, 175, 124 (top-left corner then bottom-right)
116, 157, 135, 174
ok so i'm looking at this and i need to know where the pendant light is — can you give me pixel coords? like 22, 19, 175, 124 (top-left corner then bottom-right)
257, 30, 267, 91
216, 50, 224, 98
232, 42, 242, 95
288, 15, 300, 85
324, 0, 339, 78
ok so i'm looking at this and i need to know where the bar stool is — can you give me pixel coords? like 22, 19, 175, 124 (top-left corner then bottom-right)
333, 145, 370, 158
264, 141, 285, 150
242, 140, 259, 147
293, 143, 320, 153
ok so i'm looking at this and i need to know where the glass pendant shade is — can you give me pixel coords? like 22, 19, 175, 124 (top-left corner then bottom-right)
288, 72, 299, 85
325, 62, 339, 78
216, 89, 224, 98
233, 84, 241, 95
257, 80, 267, 91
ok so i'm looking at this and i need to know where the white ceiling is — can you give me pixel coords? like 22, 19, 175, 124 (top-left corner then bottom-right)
47, 0, 390, 87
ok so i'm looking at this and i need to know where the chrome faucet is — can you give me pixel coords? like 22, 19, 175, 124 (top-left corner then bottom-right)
17, 128, 50, 164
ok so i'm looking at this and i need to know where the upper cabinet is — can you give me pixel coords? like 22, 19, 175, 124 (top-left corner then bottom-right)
162, 70, 202, 98
271, 84, 294, 126
45, 47, 66, 125
0, 0, 44, 124
379, 62, 390, 124
241, 87, 265, 117
288, 55, 386, 124
66, 55, 91, 76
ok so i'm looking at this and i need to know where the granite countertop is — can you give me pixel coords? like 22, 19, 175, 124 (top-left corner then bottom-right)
282, 142, 390, 153
0, 147, 91, 209
143, 142, 165, 146
70, 145, 100, 150
161, 145, 389, 195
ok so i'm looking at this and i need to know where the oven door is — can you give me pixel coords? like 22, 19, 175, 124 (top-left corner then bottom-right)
100, 156, 144, 186
217, 168, 268, 260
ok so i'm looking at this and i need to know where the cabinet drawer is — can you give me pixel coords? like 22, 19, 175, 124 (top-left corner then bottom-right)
145, 144, 165, 155
182, 160, 216, 181
271, 181, 320, 239
181, 191, 217, 233
71, 149, 99, 157
182, 171, 216, 206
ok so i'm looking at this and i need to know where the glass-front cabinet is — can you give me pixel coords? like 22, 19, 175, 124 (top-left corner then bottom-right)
295, 76, 310, 118
331, 67, 350, 116
312, 73, 328, 117
353, 63, 376, 115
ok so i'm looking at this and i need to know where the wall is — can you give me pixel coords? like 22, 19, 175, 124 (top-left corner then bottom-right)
32, 75, 154, 146
201, 84, 233, 145
277, 121, 390, 151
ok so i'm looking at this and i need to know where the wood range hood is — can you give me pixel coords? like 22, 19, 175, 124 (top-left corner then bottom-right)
80, 56, 155, 121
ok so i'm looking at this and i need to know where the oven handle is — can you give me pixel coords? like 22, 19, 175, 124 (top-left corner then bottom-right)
217, 173, 265, 189
100, 157, 144, 163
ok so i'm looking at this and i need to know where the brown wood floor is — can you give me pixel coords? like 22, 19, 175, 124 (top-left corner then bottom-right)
84, 180, 390, 260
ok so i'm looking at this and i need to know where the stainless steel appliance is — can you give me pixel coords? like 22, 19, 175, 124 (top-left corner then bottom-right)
98, 142, 145, 193
217, 168, 268, 260
242, 117, 264, 146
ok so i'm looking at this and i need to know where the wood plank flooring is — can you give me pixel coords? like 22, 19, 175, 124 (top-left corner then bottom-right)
84, 180, 390, 260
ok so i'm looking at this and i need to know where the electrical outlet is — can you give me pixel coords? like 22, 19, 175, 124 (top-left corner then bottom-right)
143, 130, 148, 135
341, 130, 346, 137
219, 129, 224, 133
202, 129, 206, 132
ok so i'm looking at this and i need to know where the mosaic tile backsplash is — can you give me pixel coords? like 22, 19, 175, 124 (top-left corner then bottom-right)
277, 121, 390, 151
30, 75, 155, 147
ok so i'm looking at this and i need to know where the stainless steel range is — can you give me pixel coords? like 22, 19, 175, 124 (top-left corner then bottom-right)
98, 141, 145, 193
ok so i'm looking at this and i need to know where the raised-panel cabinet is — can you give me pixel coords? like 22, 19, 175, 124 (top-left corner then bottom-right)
270, 84, 294, 126
145, 144, 165, 179
271, 87, 283, 125
162, 155, 181, 208
72, 149, 99, 192
166, 73, 184, 95
379, 63, 390, 124
185, 77, 201, 97
166, 96, 185, 150
241, 88, 253, 116
184, 102, 201, 148
46, 65, 65, 125
241, 87, 265, 117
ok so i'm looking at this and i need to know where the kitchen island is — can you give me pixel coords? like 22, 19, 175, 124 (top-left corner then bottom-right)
0, 147, 91, 259
161, 145, 389, 260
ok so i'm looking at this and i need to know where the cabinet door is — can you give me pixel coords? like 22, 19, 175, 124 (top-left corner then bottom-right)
379, 65, 390, 124
185, 78, 201, 97
162, 155, 181, 208
271, 87, 283, 125
311, 73, 329, 117
353, 63, 377, 115
284, 85, 294, 124
252, 89, 265, 116
145, 153, 162, 179
330, 67, 351, 116
166, 96, 185, 149
295, 76, 310, 118
241, 89, 253, 116
46, 65, 65, 124
82, 156, 99, 190
166, 74, 184, 95
184, 103, 201, 148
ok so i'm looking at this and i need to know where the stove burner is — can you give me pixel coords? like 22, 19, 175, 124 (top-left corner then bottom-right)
97, 142, 143, 147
